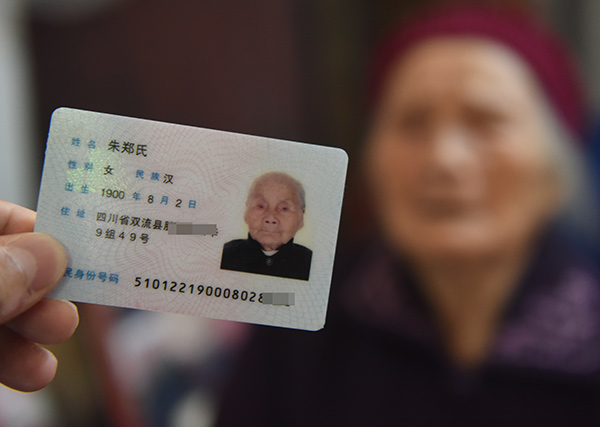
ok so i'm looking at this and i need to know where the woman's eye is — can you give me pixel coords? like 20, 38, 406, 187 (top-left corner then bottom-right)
465, 108, 507, 131
398, 115, 425, 130
393, 108, 430, 133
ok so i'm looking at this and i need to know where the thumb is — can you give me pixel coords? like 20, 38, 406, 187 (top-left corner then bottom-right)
0, 233, 67, 323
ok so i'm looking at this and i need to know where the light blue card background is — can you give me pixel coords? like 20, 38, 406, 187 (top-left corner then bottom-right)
35, 108, 348, 330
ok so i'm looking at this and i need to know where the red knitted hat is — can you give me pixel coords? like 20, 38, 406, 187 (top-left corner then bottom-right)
368, 5, 586, 137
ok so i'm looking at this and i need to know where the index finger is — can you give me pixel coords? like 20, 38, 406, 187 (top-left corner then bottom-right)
0, 201, 36, 235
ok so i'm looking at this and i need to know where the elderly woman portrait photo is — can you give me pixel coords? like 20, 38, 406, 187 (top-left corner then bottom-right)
220, 171, 312, 281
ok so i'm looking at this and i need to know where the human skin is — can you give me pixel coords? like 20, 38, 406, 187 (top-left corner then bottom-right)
0, 201, 79, 392
244, 177, 304, 252
365, 37, 561, 366
367, 37, 559, 264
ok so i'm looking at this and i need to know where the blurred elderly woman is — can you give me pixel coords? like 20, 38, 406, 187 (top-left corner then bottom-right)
217, 6, 600, 426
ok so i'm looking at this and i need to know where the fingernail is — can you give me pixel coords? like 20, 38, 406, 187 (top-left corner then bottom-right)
5, 233, 67, 292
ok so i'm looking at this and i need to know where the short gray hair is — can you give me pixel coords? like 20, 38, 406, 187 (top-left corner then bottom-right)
246, 171, 306, 210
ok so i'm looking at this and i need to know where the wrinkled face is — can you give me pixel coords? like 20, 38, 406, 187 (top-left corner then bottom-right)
244, 179, 304, 251
367, 38, 561, 261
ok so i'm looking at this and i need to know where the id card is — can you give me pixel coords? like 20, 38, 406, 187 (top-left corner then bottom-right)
35, 108, 348, 330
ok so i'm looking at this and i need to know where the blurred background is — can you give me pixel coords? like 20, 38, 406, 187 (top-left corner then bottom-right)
1, 0, 599, 426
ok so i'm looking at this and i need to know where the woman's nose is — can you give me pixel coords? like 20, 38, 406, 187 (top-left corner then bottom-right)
429, 126, 476, 170
263, 210, 279, 224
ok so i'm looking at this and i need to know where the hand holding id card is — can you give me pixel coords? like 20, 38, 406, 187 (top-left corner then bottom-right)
35, 108, 347, 331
